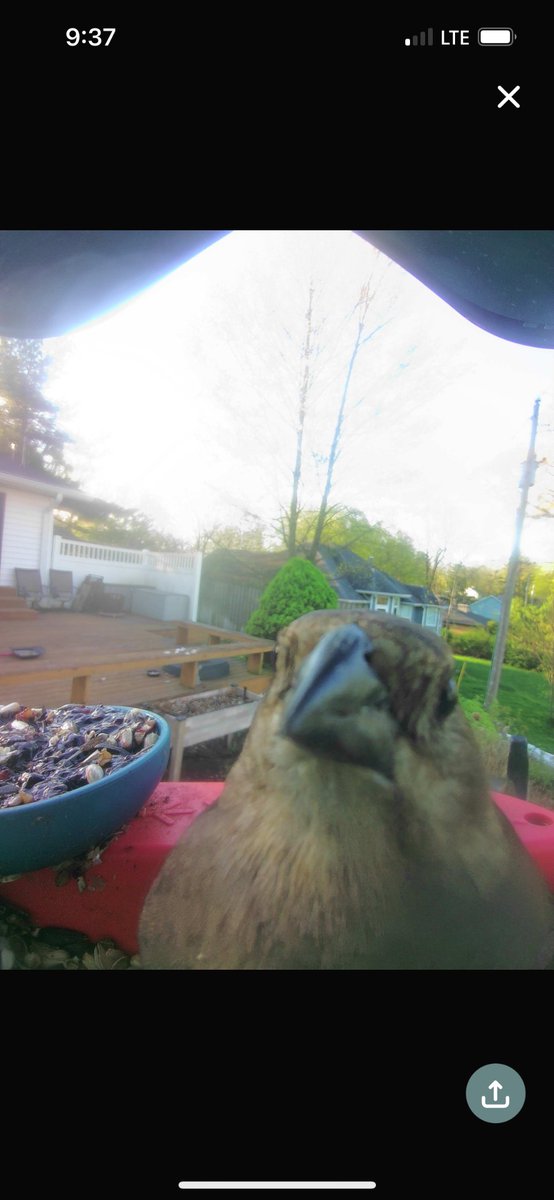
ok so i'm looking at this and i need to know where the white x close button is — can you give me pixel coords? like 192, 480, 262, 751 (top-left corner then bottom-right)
498, 84, 520, 108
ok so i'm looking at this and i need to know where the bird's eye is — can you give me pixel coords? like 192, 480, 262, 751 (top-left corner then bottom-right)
437, 677, 458, 721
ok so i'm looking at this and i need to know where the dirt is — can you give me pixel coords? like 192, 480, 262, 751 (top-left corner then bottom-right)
156, 690, 256, 720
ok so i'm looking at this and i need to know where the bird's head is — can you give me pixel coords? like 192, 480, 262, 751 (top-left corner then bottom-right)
245, 610, 488, 818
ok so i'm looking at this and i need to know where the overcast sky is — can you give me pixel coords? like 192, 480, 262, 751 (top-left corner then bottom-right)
46, 230, 554, 569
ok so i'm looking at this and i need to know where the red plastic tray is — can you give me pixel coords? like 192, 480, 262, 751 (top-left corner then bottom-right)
0, 782, 224, 954
491, 790, 554, 890
0, 784, 552, 955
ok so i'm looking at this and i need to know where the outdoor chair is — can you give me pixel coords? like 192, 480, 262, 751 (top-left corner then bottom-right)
71, 574, 125, 614
15, 568, 64, 610
49, 569, 75, 608
15, 568, 46, 604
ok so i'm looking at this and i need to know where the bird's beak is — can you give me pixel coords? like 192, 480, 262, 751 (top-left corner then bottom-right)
281, 623, 394, 775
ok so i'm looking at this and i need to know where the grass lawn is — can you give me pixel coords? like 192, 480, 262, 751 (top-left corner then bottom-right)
454, 656, 554, 754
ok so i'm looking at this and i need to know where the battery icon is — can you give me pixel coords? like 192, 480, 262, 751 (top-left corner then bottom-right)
478, 28, 515, 45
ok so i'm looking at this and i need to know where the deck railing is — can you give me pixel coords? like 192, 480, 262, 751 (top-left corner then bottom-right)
51, 536, 203, 618
56, 540, 143, 565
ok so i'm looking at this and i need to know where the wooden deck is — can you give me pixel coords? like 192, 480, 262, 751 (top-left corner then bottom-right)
0, 612, 274, 710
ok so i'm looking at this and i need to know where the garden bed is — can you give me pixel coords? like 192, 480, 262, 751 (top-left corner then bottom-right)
148, 686, 261, 781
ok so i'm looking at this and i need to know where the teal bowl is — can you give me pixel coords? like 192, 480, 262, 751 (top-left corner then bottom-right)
0, 707, 170, 876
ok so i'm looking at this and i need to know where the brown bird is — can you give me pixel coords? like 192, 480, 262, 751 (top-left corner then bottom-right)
139, 610, 550, 969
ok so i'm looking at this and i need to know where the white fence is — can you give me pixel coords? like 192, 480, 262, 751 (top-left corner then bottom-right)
51, 536, 203, 619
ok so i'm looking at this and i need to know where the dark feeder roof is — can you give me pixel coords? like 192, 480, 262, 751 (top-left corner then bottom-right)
2, 230, 554, 348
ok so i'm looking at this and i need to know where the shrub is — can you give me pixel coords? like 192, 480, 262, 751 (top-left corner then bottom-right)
443, 628, 494, 659
504, 642, 541, 670
245, 557, 338, 639
445, 621, 540, 669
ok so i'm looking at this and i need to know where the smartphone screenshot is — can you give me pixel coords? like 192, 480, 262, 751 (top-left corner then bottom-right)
0, 26, 551, 1176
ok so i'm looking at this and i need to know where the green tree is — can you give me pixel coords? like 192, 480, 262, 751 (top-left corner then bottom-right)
289, 505, 373, 555
507, 592, 554, 684
442, 560, 535, 605
529, 565, 554, 604
511, 557, 535, 601
192, 521, 267, 553
55, 508, 189, 552
0, 338, 71, 477
278, 505, 429, 585
245, 557, 338, 639
464, 564, 507, 599
439, 561, 472, 607
535, 598, 554, 720
369, 527, 428, 585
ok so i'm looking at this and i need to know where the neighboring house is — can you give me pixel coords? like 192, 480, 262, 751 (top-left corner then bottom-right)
469, 595, 502, 625
441, 605, 487, 633
315, 546, 444, 633
198, 544, 445, 634
0, 456, 202, 619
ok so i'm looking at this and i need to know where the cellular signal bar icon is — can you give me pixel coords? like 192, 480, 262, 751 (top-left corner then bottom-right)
405, 28, 434, 46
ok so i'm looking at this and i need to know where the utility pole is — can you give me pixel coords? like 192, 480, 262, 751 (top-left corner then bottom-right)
485, 397, 541, 708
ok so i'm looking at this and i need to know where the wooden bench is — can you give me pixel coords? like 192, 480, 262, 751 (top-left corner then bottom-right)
0, 637, 275, 704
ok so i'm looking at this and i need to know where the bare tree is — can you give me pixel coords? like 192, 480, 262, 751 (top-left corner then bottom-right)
191, 523, 222, 553
285, 282, 316, 557
307, 279, 389, 562
425, 546, 447, 592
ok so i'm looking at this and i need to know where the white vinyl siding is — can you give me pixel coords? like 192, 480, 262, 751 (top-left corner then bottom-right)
0, 482, 203, 619
0, 488, 53, 588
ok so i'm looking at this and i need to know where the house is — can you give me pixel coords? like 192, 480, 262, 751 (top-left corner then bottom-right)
197, 544, 444, 634
469, 595, 502, 625
0, 454, 116, 590
441, 605, 487, 633
0, 456, 202, 620
315, 545, 444, 633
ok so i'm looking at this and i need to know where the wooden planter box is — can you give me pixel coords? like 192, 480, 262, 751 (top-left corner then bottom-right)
150, 686, 262, 782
